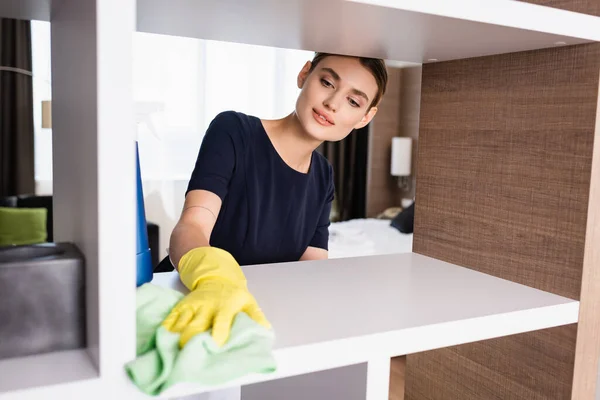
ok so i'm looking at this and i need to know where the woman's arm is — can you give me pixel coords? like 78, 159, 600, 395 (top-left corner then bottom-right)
163, 189, 271, 348
170, 111, 241, 269
169, 189, 222, 269
300, 246, 328, 261
301, 164, 334, 262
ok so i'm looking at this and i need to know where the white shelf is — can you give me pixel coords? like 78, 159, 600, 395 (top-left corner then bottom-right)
2, 0, 599, 62
0, 349, 98, 398
147, 252, 579, 398
134, 0, 600, 63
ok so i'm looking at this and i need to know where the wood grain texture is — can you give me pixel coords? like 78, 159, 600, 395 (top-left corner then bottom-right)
408, 43, 600, 400
407, 325, 577, 400
398, 66, 422, 200
367, 67, 403, 217
571, 70, 600, 400
518, 0, 600, 16
389, 356, 406, 400
367, 66, 422, 216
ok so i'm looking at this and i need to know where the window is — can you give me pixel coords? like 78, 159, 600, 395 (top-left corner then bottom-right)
31, 24, 314, 257
132, 33, 311, 181
31, 21, 52, 184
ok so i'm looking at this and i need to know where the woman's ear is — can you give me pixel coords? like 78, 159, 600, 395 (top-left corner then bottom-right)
354, 106, 378, 129
297, 61, 312, 89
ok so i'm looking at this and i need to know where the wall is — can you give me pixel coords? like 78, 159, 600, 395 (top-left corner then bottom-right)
366, 65, 422, 217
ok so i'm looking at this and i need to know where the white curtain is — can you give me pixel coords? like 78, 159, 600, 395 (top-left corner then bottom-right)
32, 23, 314, 260
31, 21, 53, 188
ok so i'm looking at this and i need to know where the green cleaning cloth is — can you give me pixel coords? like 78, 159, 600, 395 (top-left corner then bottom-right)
125, 283, 277, 396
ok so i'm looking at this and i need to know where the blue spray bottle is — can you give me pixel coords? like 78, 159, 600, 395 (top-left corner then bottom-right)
136, 141, 153, 286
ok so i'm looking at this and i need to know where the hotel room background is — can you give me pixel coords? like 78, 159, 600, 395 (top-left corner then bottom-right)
26, 8, 600, 397
124, 43, 422, 263
27, 27, 418, 266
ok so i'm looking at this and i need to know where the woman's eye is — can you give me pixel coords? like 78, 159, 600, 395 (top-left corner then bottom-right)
349, 98, 359, 107
321, 79, 333, 88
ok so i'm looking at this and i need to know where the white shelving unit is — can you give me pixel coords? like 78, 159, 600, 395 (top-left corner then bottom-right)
135, 0, 600, 62
1, 0, 138, 398
149, 253, 579, 399
4, 0, 600, 61
0, 0, 598, 399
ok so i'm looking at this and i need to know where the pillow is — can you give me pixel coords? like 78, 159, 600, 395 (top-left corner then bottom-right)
0, 196, 17, 207
390, 203, 414, 234
0, 207, 48, 246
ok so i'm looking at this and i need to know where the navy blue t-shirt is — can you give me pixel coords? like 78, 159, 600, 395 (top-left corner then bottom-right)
186, 111, 334, 266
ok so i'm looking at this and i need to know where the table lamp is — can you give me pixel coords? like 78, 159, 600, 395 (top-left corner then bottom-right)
41, 100, 52, 128
391, 137, 412, 191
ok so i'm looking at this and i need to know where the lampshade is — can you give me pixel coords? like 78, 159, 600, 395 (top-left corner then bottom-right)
41, 100, 52, 129
391, 137, 412, 177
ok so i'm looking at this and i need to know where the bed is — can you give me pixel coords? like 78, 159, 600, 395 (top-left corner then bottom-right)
327, 218, 413, 259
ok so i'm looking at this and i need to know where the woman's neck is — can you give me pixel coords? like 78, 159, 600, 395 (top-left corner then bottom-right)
261, 111, 322, 174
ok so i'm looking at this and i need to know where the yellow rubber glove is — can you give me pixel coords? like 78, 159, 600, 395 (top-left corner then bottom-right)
161, 247, 271, 348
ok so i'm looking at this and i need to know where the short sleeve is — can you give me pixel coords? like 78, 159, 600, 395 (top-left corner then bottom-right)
186, 112, 242, 200
308, 165, 335, 250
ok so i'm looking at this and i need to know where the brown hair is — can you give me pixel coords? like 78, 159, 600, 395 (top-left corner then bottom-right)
308, 52, 388, 109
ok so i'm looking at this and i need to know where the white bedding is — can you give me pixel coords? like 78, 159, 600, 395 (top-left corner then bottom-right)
328, 218, 413, 259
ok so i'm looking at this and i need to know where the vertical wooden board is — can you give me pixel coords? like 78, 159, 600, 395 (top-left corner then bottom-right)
366, 65, 423, 216
571, 69, 600, 400
398, 66, 422, 201
389, 356, 406, 400
408, 43, 600, 399
413, 43, 599, 298
406, 325, 577, 400
367, 67, 403, 217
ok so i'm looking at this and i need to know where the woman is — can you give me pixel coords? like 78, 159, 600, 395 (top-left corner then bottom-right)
161, 52, 388, 347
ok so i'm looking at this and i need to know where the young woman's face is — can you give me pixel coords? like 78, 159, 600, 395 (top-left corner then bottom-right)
295, 55, 380, 142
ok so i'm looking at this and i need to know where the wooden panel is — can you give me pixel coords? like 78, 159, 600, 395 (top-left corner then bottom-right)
398, 66, 422, 200
407, 325, 577, 399
408, 43, 600, 400
367, 67, 403, 217
389, 356, 406, 400
571, 71, 600, 400
367, 66, 423, 217
519, 0, 600, 16
413, 43, 599, 298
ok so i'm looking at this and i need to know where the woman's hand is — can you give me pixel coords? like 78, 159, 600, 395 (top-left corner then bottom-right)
162, 277, 270, 347
161, 246, 271, 347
